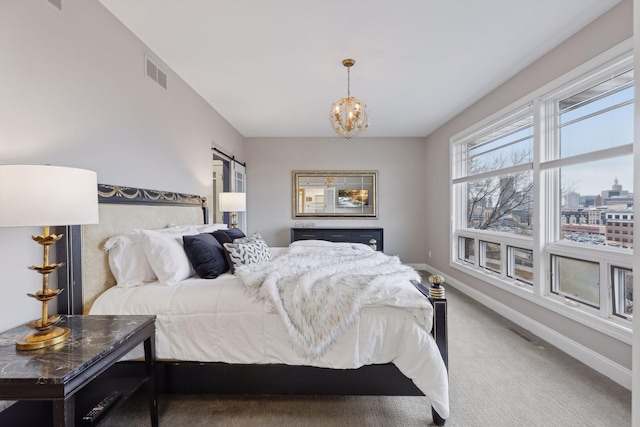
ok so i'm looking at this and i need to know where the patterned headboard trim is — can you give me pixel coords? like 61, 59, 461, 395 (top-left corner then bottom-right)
97, 184, 207, 207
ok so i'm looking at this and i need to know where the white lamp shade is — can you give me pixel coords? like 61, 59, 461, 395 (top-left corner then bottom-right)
218, 192, 246, 212
0, 165, 99, 227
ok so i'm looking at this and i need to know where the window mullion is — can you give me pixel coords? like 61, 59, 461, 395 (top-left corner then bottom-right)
600, 262, 610, 320
452, 162, 532, 185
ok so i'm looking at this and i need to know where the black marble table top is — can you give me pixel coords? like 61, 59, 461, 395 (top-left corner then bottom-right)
0, 315, 155, 384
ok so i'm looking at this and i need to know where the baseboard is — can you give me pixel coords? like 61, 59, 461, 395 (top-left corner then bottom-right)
424, 264, 632, 390
407, 263, 428, 271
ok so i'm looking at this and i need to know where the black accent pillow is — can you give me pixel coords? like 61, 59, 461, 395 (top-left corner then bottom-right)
212, 228, 246, 244
212, 230, 233, 245
225, 228, 246, 240
183, 233, 229, 279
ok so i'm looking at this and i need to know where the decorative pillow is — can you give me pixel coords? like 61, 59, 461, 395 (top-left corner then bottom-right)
224, 228, 246, 240
138, 228, 199, 286
212, 230, 231, 245
104, 233, 156, 287
223, 232, 271, 270
212, 228, 245, 243
183, 233, 229, 279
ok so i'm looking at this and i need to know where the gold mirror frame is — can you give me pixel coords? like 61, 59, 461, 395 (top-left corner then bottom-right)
292, 170, 378, 219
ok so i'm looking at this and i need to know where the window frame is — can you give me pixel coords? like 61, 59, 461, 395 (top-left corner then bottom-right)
449, 39, 634, 344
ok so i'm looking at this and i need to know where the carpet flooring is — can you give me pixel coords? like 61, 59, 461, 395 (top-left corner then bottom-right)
102, 283, 631, 426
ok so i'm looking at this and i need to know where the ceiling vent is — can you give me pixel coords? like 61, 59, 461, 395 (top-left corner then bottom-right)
46, 0, 62, 11
145, 56, 167, 90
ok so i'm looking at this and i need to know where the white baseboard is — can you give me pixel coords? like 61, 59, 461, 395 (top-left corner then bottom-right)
424, 263, 632, 390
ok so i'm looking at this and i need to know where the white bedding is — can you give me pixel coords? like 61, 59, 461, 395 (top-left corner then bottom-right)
89, 245, 449, 418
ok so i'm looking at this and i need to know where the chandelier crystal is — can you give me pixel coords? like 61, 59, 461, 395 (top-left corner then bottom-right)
329, 58, 370, 139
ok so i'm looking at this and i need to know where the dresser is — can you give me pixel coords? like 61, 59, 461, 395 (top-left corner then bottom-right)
291, 227, 384, 252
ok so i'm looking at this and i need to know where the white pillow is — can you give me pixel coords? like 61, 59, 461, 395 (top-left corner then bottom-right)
138, 228, 199, 286
166, 223, 228, 233
195, 223, 228, 233
104, 234, 156, 287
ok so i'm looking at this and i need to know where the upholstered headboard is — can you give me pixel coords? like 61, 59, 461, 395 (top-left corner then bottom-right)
56, 185, 208, 314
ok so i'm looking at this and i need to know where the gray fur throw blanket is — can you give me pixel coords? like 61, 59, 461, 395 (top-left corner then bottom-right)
234, 242, 425, 360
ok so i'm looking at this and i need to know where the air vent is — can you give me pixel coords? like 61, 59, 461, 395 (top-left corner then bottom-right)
145, 56, 168, 90
46, 0, 62, 11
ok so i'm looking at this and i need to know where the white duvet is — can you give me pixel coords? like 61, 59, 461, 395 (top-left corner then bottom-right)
89, 244, 449, 418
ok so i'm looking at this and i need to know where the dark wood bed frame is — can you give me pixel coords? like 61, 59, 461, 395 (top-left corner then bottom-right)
55, 184, 449, 425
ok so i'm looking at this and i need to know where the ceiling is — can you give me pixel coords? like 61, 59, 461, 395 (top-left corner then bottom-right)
98, 0, 622, 138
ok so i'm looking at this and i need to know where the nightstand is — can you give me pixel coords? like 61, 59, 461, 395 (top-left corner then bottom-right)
0, 315, 157, 426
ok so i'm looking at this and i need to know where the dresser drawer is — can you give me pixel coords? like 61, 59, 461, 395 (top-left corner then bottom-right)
292, 230, 324, 240
322, 231, 351, 242
350, 230, 382, 246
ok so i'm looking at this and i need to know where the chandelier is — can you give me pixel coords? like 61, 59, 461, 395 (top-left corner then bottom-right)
329, 58, 370, 139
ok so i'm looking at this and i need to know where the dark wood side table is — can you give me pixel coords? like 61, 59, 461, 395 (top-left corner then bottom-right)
0, 315, 157, 427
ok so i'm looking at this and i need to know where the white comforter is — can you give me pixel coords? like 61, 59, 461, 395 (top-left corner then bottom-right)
89, 243, 449, 418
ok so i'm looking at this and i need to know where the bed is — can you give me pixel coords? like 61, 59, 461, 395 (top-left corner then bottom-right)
55, 184, 449, 425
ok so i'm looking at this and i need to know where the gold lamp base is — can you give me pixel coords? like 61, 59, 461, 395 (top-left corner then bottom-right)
15, 226, 71, 351
16, 326, 70, 351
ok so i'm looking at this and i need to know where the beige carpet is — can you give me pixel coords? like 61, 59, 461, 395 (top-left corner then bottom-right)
102, 284, 631, 426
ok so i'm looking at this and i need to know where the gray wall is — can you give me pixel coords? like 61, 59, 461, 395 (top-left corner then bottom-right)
244, 137, 427, 263
423, 0, 633, 373
0, 0, 244, 332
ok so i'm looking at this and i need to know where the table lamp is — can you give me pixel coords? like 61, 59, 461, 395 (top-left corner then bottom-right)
218, 192, 246, 228
0, 165, 98, 350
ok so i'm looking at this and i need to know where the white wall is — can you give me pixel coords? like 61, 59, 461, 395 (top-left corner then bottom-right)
424, 0, 633, 378
244, 137, 427, 264
0, 0, 244, 331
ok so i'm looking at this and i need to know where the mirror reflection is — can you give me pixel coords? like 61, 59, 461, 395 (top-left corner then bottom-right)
292, 170, 377, 218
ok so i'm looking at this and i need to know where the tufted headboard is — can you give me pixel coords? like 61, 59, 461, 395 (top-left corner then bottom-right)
56, 184, 208, 314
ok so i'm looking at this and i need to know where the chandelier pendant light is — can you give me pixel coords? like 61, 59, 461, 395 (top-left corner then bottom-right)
329, 58, 370, 139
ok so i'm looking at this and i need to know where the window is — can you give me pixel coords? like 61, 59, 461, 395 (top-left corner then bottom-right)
551, 255, 599, 308
451, 44, 633, 338
554, 78, 633, 248
454, 106, 534, 238
612, 266, 633, 319
507, 247, 533, 285
458, 237, 475, 263
480, 241, 501, 273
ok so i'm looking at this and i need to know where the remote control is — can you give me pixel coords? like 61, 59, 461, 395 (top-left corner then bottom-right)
82, 391, 122, 423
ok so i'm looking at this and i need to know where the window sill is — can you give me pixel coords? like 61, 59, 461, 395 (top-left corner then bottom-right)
450, 260, 632, 345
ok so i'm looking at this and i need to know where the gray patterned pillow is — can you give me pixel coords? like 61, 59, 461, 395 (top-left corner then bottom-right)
223, 232, 271, 270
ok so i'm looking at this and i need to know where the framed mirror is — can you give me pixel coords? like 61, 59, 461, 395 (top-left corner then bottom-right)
292, 170, 378, 218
